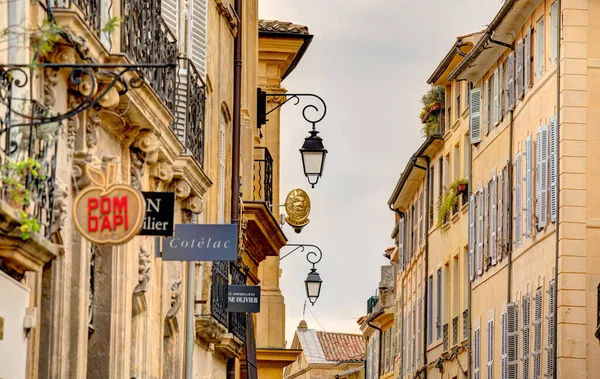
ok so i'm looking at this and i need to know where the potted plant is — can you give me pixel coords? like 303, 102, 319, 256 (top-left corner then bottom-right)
455, 179, 468, 195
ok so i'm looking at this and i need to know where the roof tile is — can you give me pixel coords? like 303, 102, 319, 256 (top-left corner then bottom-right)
316, 331, 366, 362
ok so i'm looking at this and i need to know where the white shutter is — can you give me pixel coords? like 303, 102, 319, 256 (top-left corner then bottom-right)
483, 184, 489, 270
503, 167, 510, 248
522, 294, 531, 379
419, 192, 424, 247
412, 303, 416, 369
546, 280, 556, 379
398, 217, 405, 273
533, 287, 543, 379
493, 68, 500, 126
484, 79, 490, 135
488, 317, 495, 379
218, 118, 226, 224
499, 63, 504, 121
474, 327, 481, 379
417, 297, 422, 365
490, 176, 497, 265
469, 194, 476, 281
536, 126, 549, 228
525, 136, 533, 237
190, 0, 208, 77
551, 2, 559, 64
507, 302, 519, 379
514, 152, 522, 248
507, 52, 515, 110
536, 18, 545, 80
501, 309, 508, 379
549, 117, 558, 222
525, 28, 531, 92
471, 87, 482, 144
161, 0, 179, 36
516, 39, 524, 101
477, 190, 484, 276
497, 171, 504, 261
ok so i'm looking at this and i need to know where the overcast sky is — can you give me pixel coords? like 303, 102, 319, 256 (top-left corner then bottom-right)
258, 0, 501, 346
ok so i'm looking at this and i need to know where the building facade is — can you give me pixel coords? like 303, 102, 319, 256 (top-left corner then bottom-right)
0, 1, 311, 378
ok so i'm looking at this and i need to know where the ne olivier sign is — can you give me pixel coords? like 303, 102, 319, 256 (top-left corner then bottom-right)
162, 224, 237, 261
141, 192, 175, 236
227, 285, 261, 313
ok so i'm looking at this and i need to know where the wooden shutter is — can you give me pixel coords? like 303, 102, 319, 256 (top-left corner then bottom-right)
483, 184, 489, 270
474, 327, 481, 379
522, 295, 531, 379
484, 79, 490, 135
516, 39, 524, 101
533, 287, 543, 379
525, 136, 533, 237
469, 194, 476, 281
503, 166, 510, 249
507, 302, 519, 379
501, 309, 508, 379
487, 317, 495, 379
507, 52, 515, 110
477, 190, 484, 276
161, 0, 179, 36
419, 191, 424, 247
497, 171, 504, 261
546, 280, 556, 379
549, 117, 558, 222
412, 303, 416, 369
493, 68, 500, 126
514, 152, 522, 248
525, 28, 532, 92
499, 62, 504, 121
536, 126, 549, 228
536, 18, 545, 80
190, 0, 208, 77
471, 87, 482, 144
417, 297, 422, 365
398, 217, 405, 273
490, 176, 497, 265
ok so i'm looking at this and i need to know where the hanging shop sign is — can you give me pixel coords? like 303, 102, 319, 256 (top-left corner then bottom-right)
227, 285, 261, 313
140, 192, 175, 236
73, 163, 146, 245
284, 188, 311, 233
162, 224, 237, 261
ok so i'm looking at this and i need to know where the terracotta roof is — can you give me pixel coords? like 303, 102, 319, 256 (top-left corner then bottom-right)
316, 331, 366, 362
258, 20, 309, 35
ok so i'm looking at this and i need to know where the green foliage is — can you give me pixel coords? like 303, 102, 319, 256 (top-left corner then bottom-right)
31, 18, 64, 62
19, 211, 40, 240
101, 17, 122, 34
420, 86, 445, 137
437, 178, 468, 229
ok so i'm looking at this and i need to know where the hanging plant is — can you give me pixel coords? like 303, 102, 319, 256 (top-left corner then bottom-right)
419, 86, 445, 138
437, 178, 468, 229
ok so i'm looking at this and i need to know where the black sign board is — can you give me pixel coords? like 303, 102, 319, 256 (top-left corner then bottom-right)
227, 285, 261, 313
140, 192, 175, 236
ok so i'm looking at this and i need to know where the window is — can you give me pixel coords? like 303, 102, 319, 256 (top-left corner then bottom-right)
453, 256, 459, 318
454, 144, 460, 183
429, 167, 435, 227
456, 92, 461, 119
428, 276, 433, 344
463, 247, 469, 312
536, 17, 545, 80
436, 269, 442, 339
439, 157, 444, 198
443, 263, 450, 325
447, 106, 452, 130
445, 155, 451, 190
484, 77, 490, 135
463, 134, 470, 178
550, 1, 559, 65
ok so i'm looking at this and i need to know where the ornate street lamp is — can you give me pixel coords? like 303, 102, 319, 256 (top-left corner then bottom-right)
280, 243, 324, 305
258, 89, 328, 188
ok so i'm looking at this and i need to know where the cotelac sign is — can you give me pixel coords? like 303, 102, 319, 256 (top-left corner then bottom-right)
73, 163, 146, 245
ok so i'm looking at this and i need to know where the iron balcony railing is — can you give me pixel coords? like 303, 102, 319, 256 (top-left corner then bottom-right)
211, 261, 229, 327
0, 71, 59, 239
121, 0, 178, 113
175, 59, 207, 166
49, 1, 102, 36
253, 147, 273, 210
463, 309, 469, 340
367, 296, 379, 314
452, 316, 459, 346
229, 262, 247, 342
443, 323, 449, 351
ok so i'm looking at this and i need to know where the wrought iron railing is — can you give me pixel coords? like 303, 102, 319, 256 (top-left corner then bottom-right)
452, 316, 459, 346
121, 0, 178, 113
462, 309, 469, 340
443, 323, 449, 351
252, 147, 273, 210
49, 0, 102, 36
461, 186, 469, 208
175, 59, 206, 166
367, 295, 379, 314
211, 261, 229, 327
229, 262, 247, 342
0, 70, 59, 239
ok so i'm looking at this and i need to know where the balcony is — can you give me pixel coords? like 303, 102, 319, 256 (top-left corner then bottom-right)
229, 262, 247, 342
442, 323, 449, 351
452, 316, 459, 346
252, 147, 273, 211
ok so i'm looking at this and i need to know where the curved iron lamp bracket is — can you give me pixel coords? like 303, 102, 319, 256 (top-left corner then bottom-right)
0, 62, 177, 129
257, 89, 327, 136
279, 243, 322, 270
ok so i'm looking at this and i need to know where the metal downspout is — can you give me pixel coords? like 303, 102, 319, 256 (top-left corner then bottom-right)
467, 84, 473, 379
388, 204, 404, 377
367, 319, 383, 378
507, 109, 514, 304
553, 1, 561, 376
231, 0, 242, 226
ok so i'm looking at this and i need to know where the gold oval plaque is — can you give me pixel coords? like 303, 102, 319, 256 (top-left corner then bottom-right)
284, 189, 311, 230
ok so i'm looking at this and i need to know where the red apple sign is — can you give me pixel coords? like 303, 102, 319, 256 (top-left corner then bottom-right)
73, 163, 146, 245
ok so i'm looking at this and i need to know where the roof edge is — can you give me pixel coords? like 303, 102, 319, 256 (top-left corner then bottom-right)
258, 31, 314, 80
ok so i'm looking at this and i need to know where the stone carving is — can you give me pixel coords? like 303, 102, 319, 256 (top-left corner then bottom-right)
164, 279, 182, 337
151, 161, 174, 184
86, 107, 100, 149
182, 195, 204, 214
172, 180, 191, 199
51, 180, 69, 235
97, 84, 120, 110
66, 94, 81, 158
133, 247, 151, 296
130, 131, 159, 190
72, 152, 93, 190
196, 316, 227, 344
43, 67, 59, 108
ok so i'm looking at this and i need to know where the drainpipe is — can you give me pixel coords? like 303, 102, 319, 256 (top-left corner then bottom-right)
467, 84, 473, 379
507, 109, 514, 304
185, 213, 198, 379
231, 0, 242, 226
367, 319, 383, 378
553, 1, 561, 376
388, 204, 404, 377
412, 155, 430, 379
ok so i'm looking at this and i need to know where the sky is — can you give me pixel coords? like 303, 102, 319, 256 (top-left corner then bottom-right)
258, 0, 501, 346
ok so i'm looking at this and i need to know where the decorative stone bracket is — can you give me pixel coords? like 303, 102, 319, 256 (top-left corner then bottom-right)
132, 247, 151, 315
164, 279, 182, 337
195, 315, 228, 345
